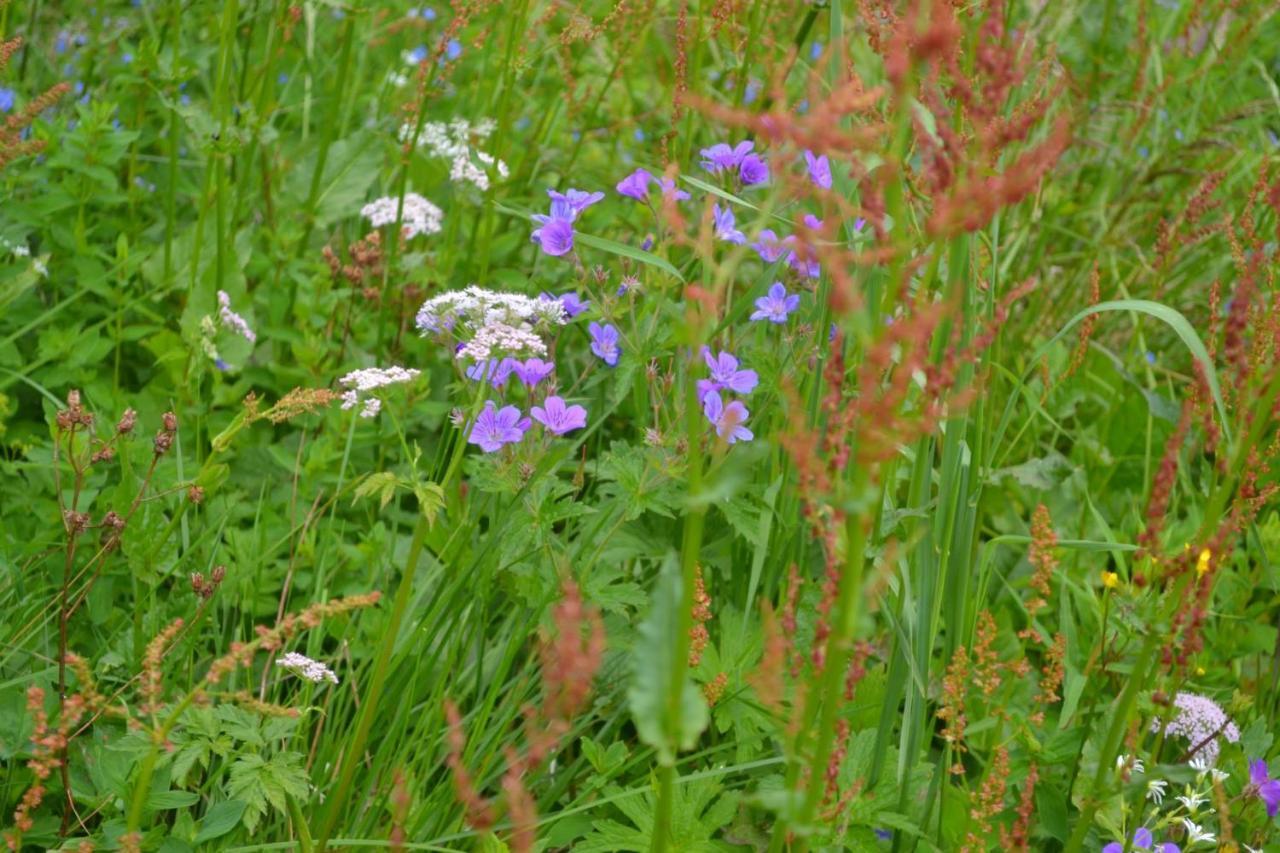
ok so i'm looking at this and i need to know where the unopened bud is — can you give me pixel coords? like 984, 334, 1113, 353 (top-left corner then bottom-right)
116, 408, 137, 435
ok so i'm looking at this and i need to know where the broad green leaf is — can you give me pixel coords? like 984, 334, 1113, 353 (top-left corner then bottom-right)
194, 800, 247, 843
627, 555, 709, 764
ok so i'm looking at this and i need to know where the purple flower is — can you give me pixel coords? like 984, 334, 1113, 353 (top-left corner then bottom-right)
531, 395, 587, 434
713, 203, 745, 244
541, 291, 590, 318
589, 322, 620, 366
657, 177, 690, 201
700, 140, 754, 174
803, 149, 832, 189
1103, 845, 1122, 853
702, 391, 753, 444
738, 153, 770, 186
0, 88, 14, 113
617, 168, 652, 200
1158, 845, 1179, 853
752, 229, 786, 263
751, 282, 800, 324
700, 348, 758, 400
1250, 759, 1280, 817
466, 357, 515, 387
1133, 828, 1153, 849
468, 402, 529, 452
548, 187, 604, 219
531, 214, 574, 256
513, 358, 555, 389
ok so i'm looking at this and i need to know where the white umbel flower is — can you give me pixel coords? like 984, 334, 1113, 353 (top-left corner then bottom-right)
276, 652, 338, 685
456, 322, 548, 361
360, 192, 443, 238
415, 286, 566, 336
338, 365, 420, 418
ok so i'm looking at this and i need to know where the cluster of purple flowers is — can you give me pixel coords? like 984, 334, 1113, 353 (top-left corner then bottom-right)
465, 356, 555, 389
468, 395, 588, 452
531, 187, 604, 256
699, 140, 769, 186
698, 348, 756, 445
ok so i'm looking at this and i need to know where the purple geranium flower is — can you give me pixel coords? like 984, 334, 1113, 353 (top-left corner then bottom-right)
531, 395, 587, 435
713, 203, 745, 244
548, 187, 604, 219
1251, 759, 1280, 817
739, 153, 770, 186
699, 348, 758, 400
751, 282, 800, 324
752, 229, 786, 263
700, 140, 754, 174
589, 322, 620, 366
513, 358, 555, 389
617, 168, 652, 200
468, 402, 529, 452
702, 391, 753, 444
466, 357, 515, 387
531, 214, 574, 256
804, 149, 832, 189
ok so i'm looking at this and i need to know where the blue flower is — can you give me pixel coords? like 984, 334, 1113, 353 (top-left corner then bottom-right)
0, 88, 14, 113
751, 229, 786, 263
617, 167, 652, 200
751, 282, 800, 324
702, 391, 752, 444
547, 187, 604, 219
699, 348, 758, 401
713, 203, 745, 244
739, 153, 770, 186
469, 402, 529, 452
466, 358, 515, 388
445, 39, 462, 60
803, 149, 832, 189
513, 358, 555, 389
530, 215, 574, 256
589, 322, 620, 366
699, 140, 754, 174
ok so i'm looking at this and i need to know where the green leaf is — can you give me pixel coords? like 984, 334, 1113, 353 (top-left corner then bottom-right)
354, 471, 399, 510
413, 481, 446, 527
194, 800, 247, 843
147, 790, 200, 810
627, 555, 709, 764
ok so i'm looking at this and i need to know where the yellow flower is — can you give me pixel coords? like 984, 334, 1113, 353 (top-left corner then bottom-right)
1196, 548, 1212, 578
1102, 571, 1119, 589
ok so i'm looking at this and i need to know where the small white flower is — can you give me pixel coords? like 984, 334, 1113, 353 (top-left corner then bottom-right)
1180, 818, 1214, 846
1208, 767, 1228, 784
12, 244, 30, 258
1146, 779, 1167, 803
1176, 788, 1210, 813
276, 651, 339, 685
1116, 754, 1145, 775
32, 258, 47, 277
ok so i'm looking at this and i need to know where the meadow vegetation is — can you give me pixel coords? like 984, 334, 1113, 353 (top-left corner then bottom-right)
2, 0, 1280, 850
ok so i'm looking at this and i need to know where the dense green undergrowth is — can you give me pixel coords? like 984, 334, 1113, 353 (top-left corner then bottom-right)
2, 0, 1280, 850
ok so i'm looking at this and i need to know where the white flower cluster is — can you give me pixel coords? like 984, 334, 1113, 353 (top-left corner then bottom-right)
217, 290, 256, 343
1151, 691, 1240, 765
402, 118, 508, 190
338, 365, 420, 419
415, 286, 566, 336
275, 651, 339, 685
360, 192, 443, 239
456, 321, 548, 361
